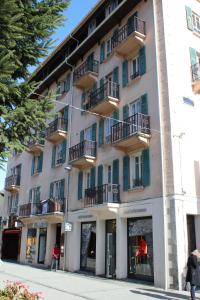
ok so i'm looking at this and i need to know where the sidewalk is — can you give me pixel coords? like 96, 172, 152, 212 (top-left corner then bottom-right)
0, 261, 199, 300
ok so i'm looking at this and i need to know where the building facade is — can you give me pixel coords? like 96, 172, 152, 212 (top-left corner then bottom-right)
2, 0, 200, 290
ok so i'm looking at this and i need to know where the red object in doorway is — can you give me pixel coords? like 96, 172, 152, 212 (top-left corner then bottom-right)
3, 230, 21, 235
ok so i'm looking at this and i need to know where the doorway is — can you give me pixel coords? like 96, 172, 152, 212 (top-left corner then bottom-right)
2, 229, 21, 260
187, 215, 196, 254
80, 222, 96, 272
38, 228, 47, 264
106, 220, 116, 278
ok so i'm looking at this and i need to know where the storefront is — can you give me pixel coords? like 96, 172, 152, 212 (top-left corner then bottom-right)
105, 219, 116, 278
80, 222, 96, 272
127, 217, 154, 281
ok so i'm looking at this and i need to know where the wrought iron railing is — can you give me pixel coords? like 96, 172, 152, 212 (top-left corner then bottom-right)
45, 117, 68, 138
111, 17, 146, 49
19, 203, 31, 217
111, 113, 150, 143
19, 199, 65, 217
84, 184, 120, 207
191, 63, 200, 82
73, 59, 99, 83
5, 175, 21, 189
86, 81, 120, 110
69, 140, 97, 162
28, 133, 45, 147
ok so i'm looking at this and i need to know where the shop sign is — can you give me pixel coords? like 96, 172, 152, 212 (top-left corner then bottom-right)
78, 214, 93, 219
65, 222, 72, 232
37, 220, 48, 228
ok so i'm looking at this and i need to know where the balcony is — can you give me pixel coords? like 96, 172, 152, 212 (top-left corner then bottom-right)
73, 59, 99, 90
112, 17, 146, 57
45, 117, 67, 143
28, 138, 44, 155
5, 175, 21, 193
69, 140, 96, 169
85, 82, 120, 115
111, 113, 151, 152
191, 63, 200, 94
83, 184, 120, 213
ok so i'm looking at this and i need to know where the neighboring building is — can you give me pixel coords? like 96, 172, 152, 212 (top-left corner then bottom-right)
3, 0, 200, 289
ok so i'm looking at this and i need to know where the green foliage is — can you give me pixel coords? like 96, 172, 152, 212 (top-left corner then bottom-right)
0, 0, 70, 165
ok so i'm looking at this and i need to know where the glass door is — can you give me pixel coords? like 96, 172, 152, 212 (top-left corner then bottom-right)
81, 222, 96, 272
106, 220, 116, 278
38, 228, 47, 264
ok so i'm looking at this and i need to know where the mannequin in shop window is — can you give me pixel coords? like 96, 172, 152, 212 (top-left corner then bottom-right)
135, 237, 147, 263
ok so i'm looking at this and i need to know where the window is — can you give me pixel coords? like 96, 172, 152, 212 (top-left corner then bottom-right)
29, 187, 40, 203
193, 12, 200, 34
130, 153, 143, 188
8, 193, 19, 214
105, 0, 118, 17
64, 73, 71, 93
85, 126, 92, 141
105, 116, 114, 144
130, 98, 141, 115
88, 18, 96, 35
31, 154, 43, 175
130, 56, 140, 80
50, 179, 65, 200
56, 143, 63, 165
106, 39, 112, 57
84, 170, 91, 191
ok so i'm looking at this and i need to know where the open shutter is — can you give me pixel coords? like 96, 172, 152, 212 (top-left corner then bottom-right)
78, 171, 83, 200
29, 189, 32, 203
90, 167, 96, 188
139, 47, 146, 75
113, 109, 119, 125
123, 104, 129, 120
123, 156, 130, 191
185, 6, 193, 31
31, 156, 35, 175
112, 159, 119, 184
62, 140, 67, 163
80, 130, 84, 142
142, 149, 150, 187
63, 105, 69, 131
92, 123, 97, 141
38, 152, 43, 173
100, 42, 105, 63
50, 182, 54, 198
51, 145, 56, 168
122, 60, 128, 87
113, 66, 119, 84
98, 165, 103, 186
60, 179, 65, 199
189, 47, 197, 66
98, 119, 104, 146
141, 94, 148, 115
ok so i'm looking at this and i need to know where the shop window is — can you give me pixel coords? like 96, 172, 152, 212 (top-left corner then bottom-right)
81, 222, 96, 272
26, 228, 37, 263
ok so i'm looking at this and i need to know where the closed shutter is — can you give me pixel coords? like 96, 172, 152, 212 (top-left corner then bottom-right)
51, 145, 56, 168
50, 182, 54, 198
78, 171, 83, 200
29, 189, 32, 203
38, 152, 43, 173
139, 47, 146, 75
141, 94, 148, 115
62, 140, 67, 163
123, 104, 129, 120
31, 156, 35, 175
113, 66, 119, 84
60, 179, 65, 199
112, 159, 119, 184
98, 119, 104, 146
63, 105, 69, 131
92, 123, 97, 141
123, 156, 130, 191
142, 149, 150, 187
189, 47, 197, 66
113, 109, 119, 125
90, 167, 96, 188
122, 60, 128, 87
100, 42, 105, 63
98, 165, 103, 186
80, 130, 84, 142
185, 6, 193, 31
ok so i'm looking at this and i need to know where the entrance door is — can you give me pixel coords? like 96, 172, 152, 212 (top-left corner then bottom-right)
187, 215, 196, 254
2, 229, 21, 260
38, 228, 47, 264
106, 220, 116, 278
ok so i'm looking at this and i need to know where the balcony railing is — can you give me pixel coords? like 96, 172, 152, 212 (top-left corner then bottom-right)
132, 178, 143, 188
111, 17, 146, 49
69, 140, 97, 162
5, 175, 21, 189
19, 199, 65, 217
84, 184, 120, 207
73, 60, 99, 83
111, 113, 150, 143
45, 117, 67, 138
19, 203, 31, 217
191, 63, 200, 82
86, 81, 120, 110
28, 134, 45, 147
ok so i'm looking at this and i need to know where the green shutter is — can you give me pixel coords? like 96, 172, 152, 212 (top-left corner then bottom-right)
100, 78, 104, 87
113, 66, 119, 84
98, 119, 104, 146
142, 149, 150, 187
100, 42, 105, 63
38, 152, 43, 173
141, 94, 148, 115
185, 6, 193, 31
80, 130, 84, 142
112, 159, 119, 184
123, 104, 129, 120
78, 171, 83, 200
189, 47, 197, 66
31, 156, 35, 175
50, 182, 54, 198
62, 140, 67, 163
98, 165, 103, 186
63, 105, 69, 131
123, 156, 130, 191
60, 179, 65, 199
113, 109, 119, 125
122, 60, 128, 87
51, 145, 56, 168
29, 189, 32, 203
90, 167, 96, 188
139, 47, 146, 75
92, 123, 97, 141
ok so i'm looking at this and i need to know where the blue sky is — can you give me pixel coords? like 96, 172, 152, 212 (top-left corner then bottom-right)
0, 0, 98, 191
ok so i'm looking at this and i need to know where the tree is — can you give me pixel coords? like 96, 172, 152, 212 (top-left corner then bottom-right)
0, 0, 70, 167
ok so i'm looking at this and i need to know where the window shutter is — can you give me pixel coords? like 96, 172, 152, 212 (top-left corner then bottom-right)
78, 171, 83, 200
122, 60, 128, 87
100, 42, 105, 63
31, 156, 35, 175
142, 149, 150, 187
139, 47, 146, 75
81, 92, 86, 114
62, 140, 67, 163
29, 189, 32, 203
112, 159, 119, 184
100, 78, 104, 87
92, 123, 97, 141
80, 130, 84, 142
113, 109, 119, 125
123, 104, 129, 120
51, 145, 56, 168
189, 47, 197, 66
90, 167, 96, 188
113, 66, 119, 84
98, 119, 104, 146
37, 187, 40, 203
63, 105, 69, 131
98, 165, 103, 186
185, 6, 193, 31
64, 73, 71, 92
123, 156, 130, 191
141, 94, 148, 115
60, 179, 65, 199
38, 152, 43, 173
50, 182, 54, 198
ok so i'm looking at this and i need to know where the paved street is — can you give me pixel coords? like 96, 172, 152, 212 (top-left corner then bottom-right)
0, 261, 198, 300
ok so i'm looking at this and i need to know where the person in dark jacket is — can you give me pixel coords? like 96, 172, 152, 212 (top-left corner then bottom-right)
186, 249, 200, 300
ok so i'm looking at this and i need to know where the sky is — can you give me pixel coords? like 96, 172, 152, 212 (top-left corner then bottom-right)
0, 0, 98, 191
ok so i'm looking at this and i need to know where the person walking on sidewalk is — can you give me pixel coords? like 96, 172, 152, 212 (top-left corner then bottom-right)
51, 244, 60, 271
186, 249, 200, 300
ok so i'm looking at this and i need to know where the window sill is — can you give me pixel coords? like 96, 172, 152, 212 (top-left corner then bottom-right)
55, 163, 63, 168
193, 31, 200, 38
102, 52, 115, 64
128, 186, 144, 193
127, 75, 141, 87
32, 171, 41, 177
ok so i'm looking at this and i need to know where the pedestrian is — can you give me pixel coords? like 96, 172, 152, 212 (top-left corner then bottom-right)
51, 244, 60, 271
186, 249, 200, 300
